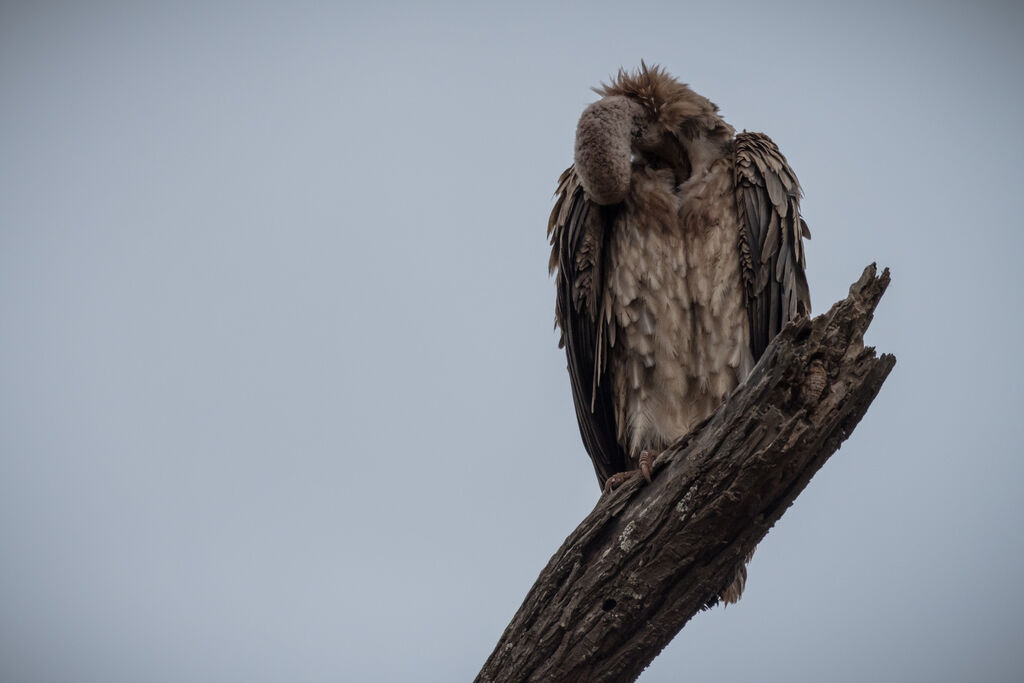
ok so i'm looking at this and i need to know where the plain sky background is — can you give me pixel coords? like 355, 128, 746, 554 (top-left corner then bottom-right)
2, 1, 1023, 681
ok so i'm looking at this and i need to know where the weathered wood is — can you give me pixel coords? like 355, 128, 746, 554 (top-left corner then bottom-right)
478, 264, 896, 682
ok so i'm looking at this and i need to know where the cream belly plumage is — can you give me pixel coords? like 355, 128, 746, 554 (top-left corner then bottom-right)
608, 158, 754, 461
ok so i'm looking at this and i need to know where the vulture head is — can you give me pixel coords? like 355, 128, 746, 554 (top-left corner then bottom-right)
573, 63, 735, 206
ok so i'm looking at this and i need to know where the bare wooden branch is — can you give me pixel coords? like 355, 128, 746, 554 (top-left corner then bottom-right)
478, 264, 896, 683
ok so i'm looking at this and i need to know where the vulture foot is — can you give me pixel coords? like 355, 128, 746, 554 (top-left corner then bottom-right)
602, 450, 656, 494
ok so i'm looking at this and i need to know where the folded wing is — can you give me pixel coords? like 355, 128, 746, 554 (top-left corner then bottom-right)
548, 166, 626, 488
734, 132, 812, 359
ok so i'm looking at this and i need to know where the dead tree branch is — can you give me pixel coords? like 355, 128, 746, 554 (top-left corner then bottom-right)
478, 264, 896, 682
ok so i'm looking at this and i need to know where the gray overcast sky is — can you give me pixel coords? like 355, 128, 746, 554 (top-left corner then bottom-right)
2, 1, 1022, 681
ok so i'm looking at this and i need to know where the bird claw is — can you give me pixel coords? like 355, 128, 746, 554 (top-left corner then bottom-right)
639, 449, 655, 483
602, 450, 658, 494
602, 471, 634, 494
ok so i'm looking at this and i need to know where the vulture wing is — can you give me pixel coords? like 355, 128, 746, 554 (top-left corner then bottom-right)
548, 166, 626, 488
734, 132, 812, 360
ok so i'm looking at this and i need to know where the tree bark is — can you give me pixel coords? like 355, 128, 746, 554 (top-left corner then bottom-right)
477, 264, 896, 682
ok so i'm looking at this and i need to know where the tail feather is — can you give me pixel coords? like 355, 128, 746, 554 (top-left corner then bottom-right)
720, 550, 754, 605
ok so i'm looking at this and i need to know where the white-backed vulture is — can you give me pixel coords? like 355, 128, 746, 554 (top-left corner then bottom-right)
549, 63, 811, 603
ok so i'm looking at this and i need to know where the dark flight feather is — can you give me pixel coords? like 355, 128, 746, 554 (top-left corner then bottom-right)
548, 167, 627, 487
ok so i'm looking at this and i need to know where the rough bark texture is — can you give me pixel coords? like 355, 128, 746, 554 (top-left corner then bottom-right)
477, 264, 896, 683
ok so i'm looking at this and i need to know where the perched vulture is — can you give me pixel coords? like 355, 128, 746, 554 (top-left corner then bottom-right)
548, 64, 811, 604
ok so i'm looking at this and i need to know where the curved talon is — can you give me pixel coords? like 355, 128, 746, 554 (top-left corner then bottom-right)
639, 450, 655, 483
602, 451, 659, 494
602, 470, 634, 494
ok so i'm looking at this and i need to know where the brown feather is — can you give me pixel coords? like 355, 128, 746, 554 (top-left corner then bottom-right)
549, 166, 626, 486
734, 132, 812, 360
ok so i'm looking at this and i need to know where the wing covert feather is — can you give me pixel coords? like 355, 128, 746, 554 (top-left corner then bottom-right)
734, 132, 812, 360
